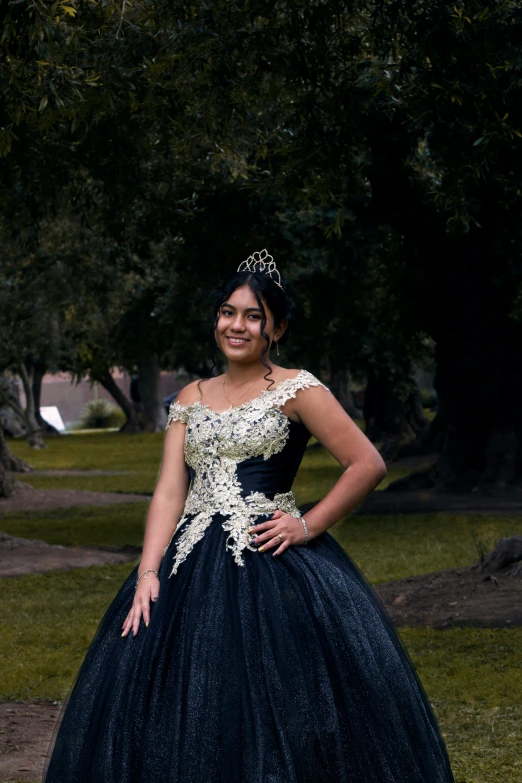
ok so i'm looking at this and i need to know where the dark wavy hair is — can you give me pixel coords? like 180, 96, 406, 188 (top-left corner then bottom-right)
202, 270, 296, 391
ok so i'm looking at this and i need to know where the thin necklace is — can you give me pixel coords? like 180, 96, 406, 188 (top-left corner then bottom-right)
222, 372, 265, 408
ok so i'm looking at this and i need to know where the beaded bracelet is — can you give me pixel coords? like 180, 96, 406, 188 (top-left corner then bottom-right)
135, 569, 159, 590
300, 515, 309, 545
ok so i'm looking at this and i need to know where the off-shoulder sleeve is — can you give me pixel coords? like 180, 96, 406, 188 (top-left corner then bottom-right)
270, 369, 331, 408
165, 401, 191, 430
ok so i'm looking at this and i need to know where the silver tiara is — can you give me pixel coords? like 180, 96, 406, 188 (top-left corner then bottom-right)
237, 249, 283, 290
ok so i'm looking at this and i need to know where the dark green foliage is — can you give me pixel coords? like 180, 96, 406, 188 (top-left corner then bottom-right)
3, 1, 522, 483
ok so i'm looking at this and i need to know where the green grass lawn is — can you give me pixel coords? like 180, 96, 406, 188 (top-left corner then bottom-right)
331, 512, 522, 583
401, 627, 522, 782
2, 432, 521, 782
2, 504, 521, 585
8, 431, 161, 472
0, 503, 149, 548
8, 431, 162, 494
7, 431, 409, 495
0, 565, 520, 782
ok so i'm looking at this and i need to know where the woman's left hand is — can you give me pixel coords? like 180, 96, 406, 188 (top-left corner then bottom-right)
248, 510, 306, 557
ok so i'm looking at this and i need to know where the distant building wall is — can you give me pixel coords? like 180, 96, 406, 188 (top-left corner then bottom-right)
20, 369, 191, 429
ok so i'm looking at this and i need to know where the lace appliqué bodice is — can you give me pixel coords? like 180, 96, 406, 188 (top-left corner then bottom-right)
164, 369, 330, 577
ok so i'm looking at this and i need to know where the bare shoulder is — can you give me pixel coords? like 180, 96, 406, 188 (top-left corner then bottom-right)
274, 367, 302, 383
175, 379, 208, 406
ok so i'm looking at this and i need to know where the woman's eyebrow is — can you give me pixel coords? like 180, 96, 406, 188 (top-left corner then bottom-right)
221, 303, 263, 313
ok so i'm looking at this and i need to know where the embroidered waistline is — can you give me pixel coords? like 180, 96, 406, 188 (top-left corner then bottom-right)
165, 490, 301, 577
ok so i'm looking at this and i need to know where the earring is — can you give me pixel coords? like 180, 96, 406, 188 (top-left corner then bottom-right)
276, 342, 279, 356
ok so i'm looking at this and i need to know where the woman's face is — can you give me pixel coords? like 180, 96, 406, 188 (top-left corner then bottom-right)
214, 284, 286, 364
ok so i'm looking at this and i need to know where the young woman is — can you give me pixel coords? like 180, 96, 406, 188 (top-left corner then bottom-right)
43, 252, 454, 782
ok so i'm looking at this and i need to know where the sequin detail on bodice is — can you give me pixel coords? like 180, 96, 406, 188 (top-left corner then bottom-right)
164, 369, 330, 577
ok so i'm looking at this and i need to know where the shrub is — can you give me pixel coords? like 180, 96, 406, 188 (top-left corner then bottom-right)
77, 399, 125, 429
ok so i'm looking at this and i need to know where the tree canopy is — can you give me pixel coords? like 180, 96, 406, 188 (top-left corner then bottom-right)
2, 0, 522, 490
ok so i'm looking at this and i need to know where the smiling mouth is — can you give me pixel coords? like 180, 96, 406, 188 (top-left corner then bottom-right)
226, 337, 250, 345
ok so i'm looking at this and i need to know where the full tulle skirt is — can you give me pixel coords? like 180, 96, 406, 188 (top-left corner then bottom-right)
42, 514, 454, 782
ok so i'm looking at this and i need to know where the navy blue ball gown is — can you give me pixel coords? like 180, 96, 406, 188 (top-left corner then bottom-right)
42, 370, 454, 783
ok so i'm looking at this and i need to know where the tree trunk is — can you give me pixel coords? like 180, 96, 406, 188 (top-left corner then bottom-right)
328, 365, 363, 419
387, 320, 522, 491
432, 324, 522, 490
18, 362, 46, 449
0, 424, 34, 498
364, 366, 429, 461
0, 371, 26, 437
367, 112, 522, 492
99, 370, 141, 433
137, 353, 167, 432
395, 404, 446, 457
0, 423, 32, 472
30, 359, 60, 435
0, 459, 15, 498
476, 536, 522, 574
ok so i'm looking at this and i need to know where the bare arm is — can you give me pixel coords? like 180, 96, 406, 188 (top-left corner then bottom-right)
250, 384, 386, 555
290, 384, 386, 539
122, 382, 199, 637
137, 417, 190, 575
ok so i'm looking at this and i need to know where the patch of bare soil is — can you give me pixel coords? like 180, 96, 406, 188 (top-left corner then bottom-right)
387, 453, 439, 471
0, 701, 60, 783
355, 487, 522, 515
0, 481, 150, 515
354, 452, 522, 514
302, 455, 522, 516
0, 532, 140, 577
375, 542, 522, 628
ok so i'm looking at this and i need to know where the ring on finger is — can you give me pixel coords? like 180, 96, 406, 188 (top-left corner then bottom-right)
277, 533, 284, 541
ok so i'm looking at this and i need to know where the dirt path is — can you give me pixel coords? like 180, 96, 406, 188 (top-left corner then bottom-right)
6, 484, 522, 517
5, 460, 522, 517
353, 452, 522, 515
0, 532, 140, 577
0, 702, 60, 783
356, 488, 522, 515
0, 482, 150, 515
29, 469, 132, 476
